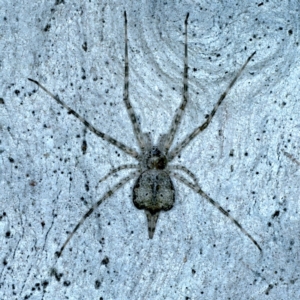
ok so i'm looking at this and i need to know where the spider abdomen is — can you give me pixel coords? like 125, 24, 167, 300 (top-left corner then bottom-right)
133, 170, 175, 212
133, 170, 175, 238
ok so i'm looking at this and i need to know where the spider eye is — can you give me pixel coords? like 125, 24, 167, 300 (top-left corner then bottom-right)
152, 147, 161, 156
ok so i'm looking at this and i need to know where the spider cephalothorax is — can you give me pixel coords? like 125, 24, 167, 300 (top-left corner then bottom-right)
146, 147, 168, 170
28, 11, 261, 257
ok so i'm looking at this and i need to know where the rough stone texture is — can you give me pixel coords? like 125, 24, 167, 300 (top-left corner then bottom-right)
1, 1, 300, 299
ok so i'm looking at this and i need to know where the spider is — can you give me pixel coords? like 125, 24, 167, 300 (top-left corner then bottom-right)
28, 11, 261, 257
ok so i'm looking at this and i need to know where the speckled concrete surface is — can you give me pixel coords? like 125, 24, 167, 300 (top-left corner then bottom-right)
0, 1, 299, 299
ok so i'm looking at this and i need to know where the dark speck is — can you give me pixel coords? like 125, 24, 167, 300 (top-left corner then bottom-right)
272, 210, 280, 218
63, 280, 71, 287
44, 24, 51, 32
95, 280, 101, 289
82, 140, 87, 154
101, 256, 109, 265
82, 41, 87, 52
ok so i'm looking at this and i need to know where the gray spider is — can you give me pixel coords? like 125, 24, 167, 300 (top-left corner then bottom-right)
28, 12, 261, 257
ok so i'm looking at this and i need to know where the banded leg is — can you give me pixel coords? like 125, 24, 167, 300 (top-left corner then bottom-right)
164, 13, 190, 153
168, 51, 256, 161
282, 150, 300, 166
96, 164, 139, 187
170, 164, 197, 185
172, 172, 262, 252
28, 78, 140, 159
56, 171, 138, 257
123, 11, 145, 152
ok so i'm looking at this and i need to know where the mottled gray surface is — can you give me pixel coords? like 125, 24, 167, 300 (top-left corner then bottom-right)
1, 1, 300, 299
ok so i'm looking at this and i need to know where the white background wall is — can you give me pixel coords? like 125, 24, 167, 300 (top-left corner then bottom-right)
1, 0, 300, 299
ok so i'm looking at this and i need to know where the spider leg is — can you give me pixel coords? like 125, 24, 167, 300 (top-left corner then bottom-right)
56, 171, 138, 257
28, 78, 140, 159
282, 150, 300, 166
163, 13, 189, 153
96, 164, 139, 187
123, 11, 146, 152
168, 51, 256, 161
170, 164, 197, 185
172, 172, 262, 252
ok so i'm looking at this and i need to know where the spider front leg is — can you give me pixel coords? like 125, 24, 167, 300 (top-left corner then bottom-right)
164, 13, 190, 153
28, 78, 140, 159
168, 51, 256, 161
123, 11, 146, 152
172, 172, 262, 252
